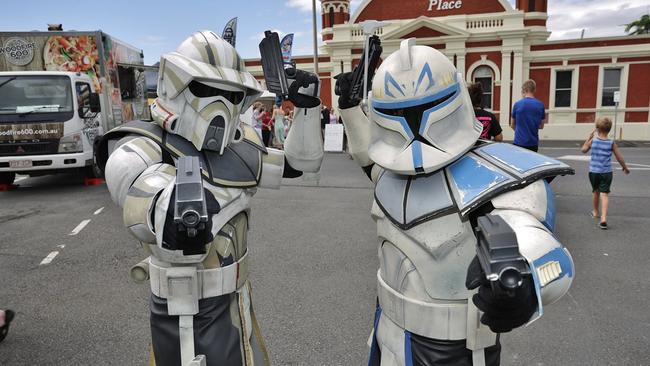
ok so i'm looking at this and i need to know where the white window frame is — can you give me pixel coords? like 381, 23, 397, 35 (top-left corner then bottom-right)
472, 65, 495, 111
597, 64, 628, 109
549, 67, 579, 110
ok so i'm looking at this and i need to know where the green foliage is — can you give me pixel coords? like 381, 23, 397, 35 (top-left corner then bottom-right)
625, 14, 650, 35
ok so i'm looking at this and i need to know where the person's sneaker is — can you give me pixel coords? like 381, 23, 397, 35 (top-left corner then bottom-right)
599, 222, 608, 230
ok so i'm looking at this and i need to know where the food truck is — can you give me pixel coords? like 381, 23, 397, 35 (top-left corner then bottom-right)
0, 29, 149, 185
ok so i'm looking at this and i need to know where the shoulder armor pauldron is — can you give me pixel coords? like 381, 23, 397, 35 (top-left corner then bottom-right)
374, 142, 574, 229
97, 120, 266, 188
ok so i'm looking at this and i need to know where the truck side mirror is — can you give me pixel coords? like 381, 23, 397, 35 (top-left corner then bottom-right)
89, 93, 101, 113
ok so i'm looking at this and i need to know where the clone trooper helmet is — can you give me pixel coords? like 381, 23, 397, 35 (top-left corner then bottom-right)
152, 31, 263, 154
369, 39, 481, 175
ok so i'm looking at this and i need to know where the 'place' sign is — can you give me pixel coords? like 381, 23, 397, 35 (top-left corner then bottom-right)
428, 0, 463, 11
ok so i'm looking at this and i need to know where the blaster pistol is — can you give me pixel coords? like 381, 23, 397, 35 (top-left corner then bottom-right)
173, 156, 208, 238
475, 214, 531, 297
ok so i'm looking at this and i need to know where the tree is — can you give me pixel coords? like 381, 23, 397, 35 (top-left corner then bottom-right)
625, 14, 650, 35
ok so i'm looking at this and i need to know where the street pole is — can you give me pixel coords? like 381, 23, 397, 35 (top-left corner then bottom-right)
312, 0, 319, 75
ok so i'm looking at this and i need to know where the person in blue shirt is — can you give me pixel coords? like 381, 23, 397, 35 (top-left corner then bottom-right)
581, 117, 630, 229
510, 80, 546, 152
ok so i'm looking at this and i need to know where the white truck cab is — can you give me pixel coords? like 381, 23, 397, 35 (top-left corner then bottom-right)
0, 71, 102, 184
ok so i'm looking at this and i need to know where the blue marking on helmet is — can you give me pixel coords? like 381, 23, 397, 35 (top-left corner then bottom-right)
411, 141, 423, 170
373, 82, 459, 109
415, 63, 434, 95
384, 71, 406, 98
418, 83, 460, 135
372, 110, 415, 140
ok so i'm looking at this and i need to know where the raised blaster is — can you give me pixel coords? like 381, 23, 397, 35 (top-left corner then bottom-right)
475, 214, 531, 297
347, 35, 382, 103
173, 156, 208, 239
259, 30, 290, 99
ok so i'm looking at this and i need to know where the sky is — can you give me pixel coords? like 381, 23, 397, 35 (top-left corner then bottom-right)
1, 0, 648, 65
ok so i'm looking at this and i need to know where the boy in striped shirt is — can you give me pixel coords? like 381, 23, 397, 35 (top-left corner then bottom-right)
581, 117, 630, 229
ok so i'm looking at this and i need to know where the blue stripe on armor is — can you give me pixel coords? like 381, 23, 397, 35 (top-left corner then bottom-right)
404, 331, 414, 366
411, 141, 423, 171
367, 304, 382, 366
449, 155, 510, 205
534, 247, 574, 279
542, 180, 556, 231
478, 143, 560, 174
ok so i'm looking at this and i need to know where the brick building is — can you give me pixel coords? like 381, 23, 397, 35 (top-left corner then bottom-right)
245, 0, 650, 140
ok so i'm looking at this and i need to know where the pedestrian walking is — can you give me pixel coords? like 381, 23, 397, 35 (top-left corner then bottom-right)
260, 106, 273, 147
468, 82, 503, 141
581, 117, 630, 229
511, 79, 546, 151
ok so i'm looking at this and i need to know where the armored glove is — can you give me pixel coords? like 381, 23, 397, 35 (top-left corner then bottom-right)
286, 68, 320, 109
465, 256, 537, 333
334, 72, 359, 109
161, 189, 220, 255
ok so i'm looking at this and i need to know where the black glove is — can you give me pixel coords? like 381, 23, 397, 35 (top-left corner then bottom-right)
465, 256, 537, 333
286, 68, 320, 109
162, 189, 220, 255
334, 72, 359, 109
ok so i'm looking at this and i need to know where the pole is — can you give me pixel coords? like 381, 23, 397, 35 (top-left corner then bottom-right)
362, 34, 370, 110
312, 0, 319, 75
614, 101, 619, 141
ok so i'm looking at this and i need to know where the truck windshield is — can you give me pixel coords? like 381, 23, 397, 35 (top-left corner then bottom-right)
0, 75, 73, 115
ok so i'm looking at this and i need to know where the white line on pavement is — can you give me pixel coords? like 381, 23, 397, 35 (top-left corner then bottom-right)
94, 207, 105, 215
557, 155, 590, 161
69, 219, 91, 236
39, 251, 59, 265
15, 175, 28, 182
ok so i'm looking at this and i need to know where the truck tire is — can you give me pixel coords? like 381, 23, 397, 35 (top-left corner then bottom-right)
0, 172, 16, 185
85, 140, 104, 179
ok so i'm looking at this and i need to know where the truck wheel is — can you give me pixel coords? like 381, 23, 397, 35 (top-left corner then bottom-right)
85, 144, 104, 179
85, 162, 103, 179
0, 172, 16, 185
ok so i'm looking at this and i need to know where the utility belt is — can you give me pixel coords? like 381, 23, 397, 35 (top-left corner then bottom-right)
149, 251, 249, 300
376, 270, 496, 350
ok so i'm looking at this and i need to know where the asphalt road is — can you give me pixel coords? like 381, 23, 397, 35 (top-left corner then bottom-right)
0, 145, 649, 366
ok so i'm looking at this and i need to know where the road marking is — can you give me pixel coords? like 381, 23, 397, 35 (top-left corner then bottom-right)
15, 175, 28, 182
69, 219, 91, 236
557, 155, 590, 161
40, 251, 59, 265
94, 207, 105, 215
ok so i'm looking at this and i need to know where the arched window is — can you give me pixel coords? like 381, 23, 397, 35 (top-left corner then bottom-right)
473, 66, 494, 109
329, 8, 335, 27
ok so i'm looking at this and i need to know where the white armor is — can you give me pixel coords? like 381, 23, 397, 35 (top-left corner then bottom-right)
99, 31, 323, 366
339, 39, 574, 366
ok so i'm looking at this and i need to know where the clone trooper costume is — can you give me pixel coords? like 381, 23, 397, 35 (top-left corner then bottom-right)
96, 31, 323, 366
337, 39, 575, 366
